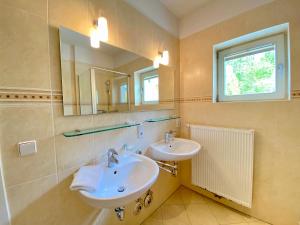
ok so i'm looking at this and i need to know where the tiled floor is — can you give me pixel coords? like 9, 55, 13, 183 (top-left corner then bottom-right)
142, 186, 270, 225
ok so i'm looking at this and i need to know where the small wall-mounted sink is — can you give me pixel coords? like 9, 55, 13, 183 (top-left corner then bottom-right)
79, 152, 159, 208
148, 138, 201, 161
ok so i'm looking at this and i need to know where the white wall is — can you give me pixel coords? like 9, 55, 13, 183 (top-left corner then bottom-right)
124, 0, 179, 37
179, 0, 274, 38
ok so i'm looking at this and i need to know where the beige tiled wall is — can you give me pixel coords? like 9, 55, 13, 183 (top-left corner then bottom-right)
179, 0, 300, 225
0, 0, 180, 224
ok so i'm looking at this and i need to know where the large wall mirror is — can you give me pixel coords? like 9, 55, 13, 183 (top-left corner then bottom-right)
59, 27, 175, 116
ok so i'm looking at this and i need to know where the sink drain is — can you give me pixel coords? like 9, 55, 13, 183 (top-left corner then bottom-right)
117, 186, 126, 192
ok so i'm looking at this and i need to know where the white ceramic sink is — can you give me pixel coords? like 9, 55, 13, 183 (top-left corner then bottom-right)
148, 138, 201, 161
79, 152, 159, 208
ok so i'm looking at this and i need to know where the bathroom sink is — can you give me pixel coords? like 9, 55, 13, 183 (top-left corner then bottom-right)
79, 152, 159, 208
148, 138, 201, 161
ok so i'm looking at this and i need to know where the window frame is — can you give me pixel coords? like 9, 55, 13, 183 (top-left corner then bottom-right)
140, 70, 159, 104
217, 33, 287, 102
119, 82, 128, 104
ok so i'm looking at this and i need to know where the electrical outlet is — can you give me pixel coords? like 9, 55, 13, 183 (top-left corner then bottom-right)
137, 125, 144, 139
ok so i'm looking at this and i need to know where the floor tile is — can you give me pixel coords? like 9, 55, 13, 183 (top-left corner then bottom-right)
142, 186, 270, 225
185, 203, 218, 225
141, 217, 163, 225
206, 201, 247, 224
243, 215, 260, 222
142, 207, 164, 225
249, 222, 271, 225
230, 223, 248, 225
162, 205, 191, 225
164, 189, 184, 205
179, 187, 207, 205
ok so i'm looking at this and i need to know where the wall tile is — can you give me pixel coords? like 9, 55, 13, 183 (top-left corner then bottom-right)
179, 1, 300, 224
0, 105, 56, 186
53, 173, 100, 225
48, 0, 90, 36
0, 0, 180, 224
0, 0, 47, 19
52, 104, 94, 172
135, 14, 155, 59
0, 5, 50, 90
115, 0, 139, 54
7, 174, 58, 225
7, 174, 99, 225
88, 0, 119, 46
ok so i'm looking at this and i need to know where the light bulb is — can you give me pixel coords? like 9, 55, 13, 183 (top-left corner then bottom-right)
97, 17, 108, 42
153, 55, 161, 69
161, 50, 169, 65
90, 27, 100, 48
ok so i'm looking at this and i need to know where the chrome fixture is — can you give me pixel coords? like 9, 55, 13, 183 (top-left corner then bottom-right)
107, 148, 119, 168
133, 198, 143, 215
105, 80, 111, 94
155, 160, 178, 176
122, 144, 128, 151
144, 190, 154, 207
114, 207, 125, 221
164, 130, 176, 144
105, 80, 111, 112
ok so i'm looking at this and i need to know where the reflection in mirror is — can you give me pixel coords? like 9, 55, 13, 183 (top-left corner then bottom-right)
90, 68, 129, 114
133, 65, 174, 111
59, 27, 175, 116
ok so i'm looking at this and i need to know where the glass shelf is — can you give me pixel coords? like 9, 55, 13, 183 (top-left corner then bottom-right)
144, 116, 180, 123
63, 122, 141, 137
63, 116, 180, 137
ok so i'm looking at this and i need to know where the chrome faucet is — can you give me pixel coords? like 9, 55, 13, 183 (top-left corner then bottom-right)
107, 148, 119, 168
164, 130, 176, 144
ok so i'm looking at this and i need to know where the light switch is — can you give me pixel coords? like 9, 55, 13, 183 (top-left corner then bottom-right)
18, 140, 37, 156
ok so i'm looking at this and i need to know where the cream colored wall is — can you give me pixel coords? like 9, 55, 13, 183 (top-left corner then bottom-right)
0, 0, 180, 224
0, 150, 9, 225
179, 0, 300, 225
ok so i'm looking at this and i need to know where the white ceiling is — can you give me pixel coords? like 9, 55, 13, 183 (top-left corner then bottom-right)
160, 0, 214, 18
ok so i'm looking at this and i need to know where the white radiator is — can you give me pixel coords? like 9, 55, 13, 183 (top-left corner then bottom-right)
190, 124, 254, 208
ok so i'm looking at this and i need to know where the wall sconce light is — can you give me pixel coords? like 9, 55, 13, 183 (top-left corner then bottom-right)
161, 50, 169, 65
90, 16, 108, 48
90, 27, 100, 48
153, 55, 161, 69
97, 17, 108, 42
153, 49, 169, 68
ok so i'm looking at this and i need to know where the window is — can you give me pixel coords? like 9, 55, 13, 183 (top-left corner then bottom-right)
216, 31, 289, 102
141, 70, 159, 104
119, 83, 128, 103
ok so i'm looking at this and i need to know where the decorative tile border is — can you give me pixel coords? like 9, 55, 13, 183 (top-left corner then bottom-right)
0, 88, 62, 103
177, 96, 212, 103
179, 90, 300, 103
292, 90, 300, 99
1, 88, 300, 103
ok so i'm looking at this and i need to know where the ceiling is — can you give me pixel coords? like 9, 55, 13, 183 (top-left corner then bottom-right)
160, 0, 214, 18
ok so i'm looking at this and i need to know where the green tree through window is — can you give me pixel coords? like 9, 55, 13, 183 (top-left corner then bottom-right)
224, 48, 276, 96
